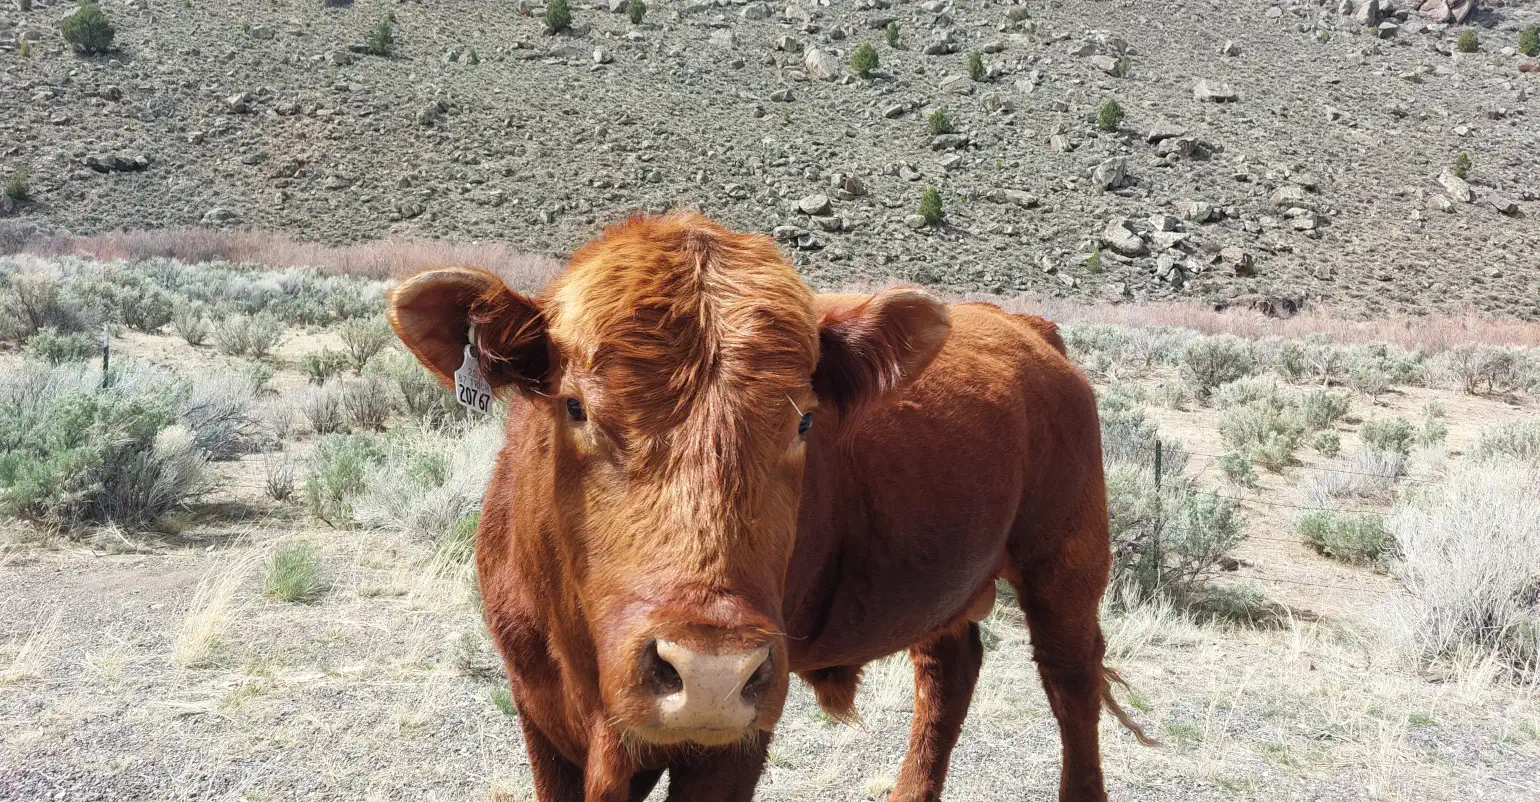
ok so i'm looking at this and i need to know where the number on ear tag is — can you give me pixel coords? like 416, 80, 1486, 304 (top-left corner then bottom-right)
454, 344, 493, 415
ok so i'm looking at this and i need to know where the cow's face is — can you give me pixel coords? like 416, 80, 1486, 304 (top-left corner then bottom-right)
389, 213, 948, 748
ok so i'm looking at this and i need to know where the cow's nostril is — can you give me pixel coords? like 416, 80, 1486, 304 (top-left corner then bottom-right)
641, 640, 684, 696
740, 651, 774, 700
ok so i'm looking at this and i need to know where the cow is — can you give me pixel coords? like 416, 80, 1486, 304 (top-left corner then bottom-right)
388, 212, 1151, 802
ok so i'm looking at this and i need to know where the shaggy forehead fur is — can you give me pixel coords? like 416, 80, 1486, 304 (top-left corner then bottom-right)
543, 212, 820, 468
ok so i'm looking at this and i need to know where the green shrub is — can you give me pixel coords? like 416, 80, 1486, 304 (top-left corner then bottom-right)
885, 21, 899, 48
342, 375, 393, 431
490, 686, 516, 715
1219, 451, 1258, 488
61, 1, 116, 55
1473, 421, 1540, 464
365, 17, 394, 56
303, 433, 383, 525
966, 51, 985, 81
348, 423, 500, 549
1219, 401, 1303, 473
850, 42, 879, 77
545, 0, 572, 34
1521, 24, 1539, 57
171, 302, 210, 346
375, 352, 464, 427
212, 312, 283, 358
1455, 29, 1478, 53
1416, 403, 1448, 448
0, 362, 221, 529
1095, 99, 1125, 133
1106, 464, 1244, 603
1085, 246, 1102, 273
1212, 376, 1283, 411
1312, 430, 1341, 458
926, 108, 954, 135
1451, 152, 1471, 180
1180, 336, 1255, 401
918, 187, 944, 225
302, 380, 348, 435
1300, 389, 1351, 431
24, 328, 96, 365
627, 0, 645, 24
1360, 417, 1416, 458
1297, 512, 1393, 564
4, 168, 30, 202
339, 316, 393, 372
301, 348, 350, 384
262, 542, 324, 603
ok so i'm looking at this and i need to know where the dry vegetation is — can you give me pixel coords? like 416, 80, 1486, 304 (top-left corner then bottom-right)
2, 252, 1538, 801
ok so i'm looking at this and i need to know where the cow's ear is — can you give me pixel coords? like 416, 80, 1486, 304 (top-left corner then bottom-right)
388, 267, 552, 394
812, 288, 950, 420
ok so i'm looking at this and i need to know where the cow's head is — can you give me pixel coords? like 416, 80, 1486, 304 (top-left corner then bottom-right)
388, 212, 949, 747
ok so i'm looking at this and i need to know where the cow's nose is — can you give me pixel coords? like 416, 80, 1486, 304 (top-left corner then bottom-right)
641, 639, 772, 735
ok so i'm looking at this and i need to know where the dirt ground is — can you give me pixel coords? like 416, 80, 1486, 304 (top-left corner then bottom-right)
3, 326, 1539, 802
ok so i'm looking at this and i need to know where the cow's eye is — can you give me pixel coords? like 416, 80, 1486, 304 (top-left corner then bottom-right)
798, 412, 813, 436
566, 398, 586, 422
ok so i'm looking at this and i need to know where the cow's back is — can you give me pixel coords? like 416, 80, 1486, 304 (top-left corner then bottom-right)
784, 300, 1101, 670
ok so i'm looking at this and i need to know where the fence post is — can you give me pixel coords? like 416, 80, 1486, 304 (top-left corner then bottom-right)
101, 327, 111, 388
1152, 440, 1163, 589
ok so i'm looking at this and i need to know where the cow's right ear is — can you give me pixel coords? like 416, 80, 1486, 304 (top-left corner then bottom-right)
388, 267, 552, 394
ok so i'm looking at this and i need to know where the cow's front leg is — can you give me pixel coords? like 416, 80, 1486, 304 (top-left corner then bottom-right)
890, 621, 985, 802
663, 732, 771, 802
519, 713, 585, 802
583, 723, 641, 802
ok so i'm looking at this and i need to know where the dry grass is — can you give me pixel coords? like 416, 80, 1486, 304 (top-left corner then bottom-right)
1, 610, 61, 686
14, 228, 562, 291
172, 552, 256, 668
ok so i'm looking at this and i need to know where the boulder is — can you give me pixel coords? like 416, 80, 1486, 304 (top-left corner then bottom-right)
1102, 217, 1146, 256
1193, 79, 1238, 103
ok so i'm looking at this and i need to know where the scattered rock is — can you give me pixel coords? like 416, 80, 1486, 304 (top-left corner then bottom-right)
225, 92, 255, 113
1102, 217, 1146, 257
1437, 169, 1473, 203
803, 48, 841, 81
1091, 157, 1127, 191
1485, 192, 1518, 216
201, 207, 241, 224
1193, 79, 1238, 103
1220, 246, 1255, 276
905, 213, 930, 229
798, 194, 832, 215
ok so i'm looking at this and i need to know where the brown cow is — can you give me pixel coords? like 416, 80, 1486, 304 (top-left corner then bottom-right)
389, 212, 1151, 802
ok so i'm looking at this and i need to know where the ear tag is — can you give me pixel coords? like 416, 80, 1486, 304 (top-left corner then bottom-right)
454, 343, 493, 415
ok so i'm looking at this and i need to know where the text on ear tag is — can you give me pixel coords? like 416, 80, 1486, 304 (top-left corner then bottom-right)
454, 344, 493, 415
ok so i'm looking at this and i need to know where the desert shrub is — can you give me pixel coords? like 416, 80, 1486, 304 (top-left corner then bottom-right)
1521, 24, 1539, 57
342, 375, 393, 431
1154, 382, 1188, 410
24, 328, 96, 365
376, 352, 465, 426
1, 269, 82, 339
303, 433, 383, 525
365, 17, 394, 56
264, 454, 295, 502
4, 168, 30, 202
966, 51, 985, 81
1085, 247, 1102, 273
350, 421, 501, 549
1218, 390, 1302, 473
1219, 451, 1258, 488
258, 397, 297, 443
1297, 511, 1393, 564
851, 42, 879, 77
490, 686, 516, 715
302, 380, 348, 435
1416, 403, 1448, 448
1212, 376, 1283, 410
212, 312, 283, 358
545, 0, 572, 34
171, 301, 211, 346
1451, 151, 1472, 179
61, 1, 116, 55
1106, 464, 1244, 604
1388, 460, 1540, 679
442, 511, 481, 563
1347, 363, 1390, 402
1455, 29, 1478, 53
926, 108, 954, 135
181, 372, 265, 460
339, 316, 393, 372
1360, 417, 1416, 458
1097, 388, 1188, 474
918, 187, 944, 225
885, 21, 899, 48
1473, 421, 1540, 465
1273, 340, 1309, 384
627, 0, 646, 24
1297, 447, 1402, 509
301, 348, 349, 383
262, 542, 324, 603
1179, 335, 1254, 400
1096, 99, 1125, 133
0, 362, 217, 529
1299, 389, 1351, 431
1439, 344, 1529, 396
1312, 430, 1341, 458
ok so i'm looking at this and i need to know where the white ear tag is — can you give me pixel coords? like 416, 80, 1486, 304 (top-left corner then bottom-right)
454, 344, 493, 415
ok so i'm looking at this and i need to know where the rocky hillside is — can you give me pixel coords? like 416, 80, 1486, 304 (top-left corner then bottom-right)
2, 0, 1538, 318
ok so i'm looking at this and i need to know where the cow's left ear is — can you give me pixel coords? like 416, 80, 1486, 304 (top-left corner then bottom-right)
811, 288, 951, 420
388, 267, 552, 394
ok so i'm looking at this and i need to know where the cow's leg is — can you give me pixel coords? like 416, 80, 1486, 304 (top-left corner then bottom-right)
519, 715, 585, 802
890, 621, 985, 802
1011, 552, 1111, 802
662, 733, 770, 802
584, 724, 639, 802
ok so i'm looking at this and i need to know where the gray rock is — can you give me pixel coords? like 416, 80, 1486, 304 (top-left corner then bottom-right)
1426, 193, 1455, 213
776, 35, 803, 53
741, 2, 773, 20
608, 0, 629, 13
1102, 217, 1146, 256
1269, 185, 1312, 209
810, 215, 843, 232
202, 207, 240, 224
1089, 55, 1126, 77
1193, 79, 1238, 103
1146, 123, 1186, 144
1485, 192, 1518, 216
905, 213, 930, 229
710, 30, 737, 48
883, 103, 907, 118
1221, 246, 1255, 276
1179, 199, 1216, 223
803, 48, 840, 80
770, 88, 795, 102
226, 92, 255, 113
929, 134, 969, 151
1155, 137, 1196, 158
593, 47, 613, 64
1148, 214, 1179, 232
1000, 189, 1039, 208
1091, 157, 1127, 191
249, 25, 277, 40
772, 225, 801, 241
1218, 40, 1241, 56
798, 194, 832, 215
1437, 169, 1473, 203
1049, 134, 1074, 153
